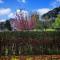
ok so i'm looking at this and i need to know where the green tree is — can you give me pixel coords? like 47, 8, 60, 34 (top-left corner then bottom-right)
43, 16, 51, 29
34, 14, 42, 29
0, 22, 5, 30
5, 20, 12, 31
52, 14, 60, 29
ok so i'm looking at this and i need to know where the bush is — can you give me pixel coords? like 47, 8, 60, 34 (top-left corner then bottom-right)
0, 31, 60, 55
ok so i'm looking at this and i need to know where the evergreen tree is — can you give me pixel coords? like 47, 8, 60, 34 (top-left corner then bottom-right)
5, 20, 12, 31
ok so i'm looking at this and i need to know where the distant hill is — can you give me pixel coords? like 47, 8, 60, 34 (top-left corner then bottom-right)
42, 7, 60, 19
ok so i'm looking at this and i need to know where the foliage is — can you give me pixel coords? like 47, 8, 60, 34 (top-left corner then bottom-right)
0, 22, 5, 30
5, 20, 12, 31
0, 31, 60, 55
52, 14, 60, 29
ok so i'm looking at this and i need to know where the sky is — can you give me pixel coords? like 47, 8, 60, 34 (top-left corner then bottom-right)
0, 0, 60, 22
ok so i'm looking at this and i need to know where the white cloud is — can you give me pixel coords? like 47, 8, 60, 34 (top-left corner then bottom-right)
8, 9, 28, 19
16, 9, 29, 19
0, 8, 12, 22
16, 9, 21, 14
22, 0, 26, 3
8, 13, 15, 18
17, 0, 26, 3
37, 8, 50, 15
0, 8, 11, 16
51, 0, 60, 8
57, 0, 60, 2
8, 8, 49, 19
0, 19, 6, 22
16, 9, 28, 14
0, 0, 4, 3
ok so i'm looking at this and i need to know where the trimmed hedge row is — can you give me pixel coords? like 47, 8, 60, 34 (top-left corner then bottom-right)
0, 31, 60, 39
0, 31, 60, 55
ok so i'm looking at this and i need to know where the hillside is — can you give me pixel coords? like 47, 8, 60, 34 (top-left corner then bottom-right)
42, 7, 60, 19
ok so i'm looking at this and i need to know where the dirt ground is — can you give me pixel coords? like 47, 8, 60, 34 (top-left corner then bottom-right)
0, 55, 60, 60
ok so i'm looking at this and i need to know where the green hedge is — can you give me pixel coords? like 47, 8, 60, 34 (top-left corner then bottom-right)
0, 31, 60, 55
0, 31, 60, 39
